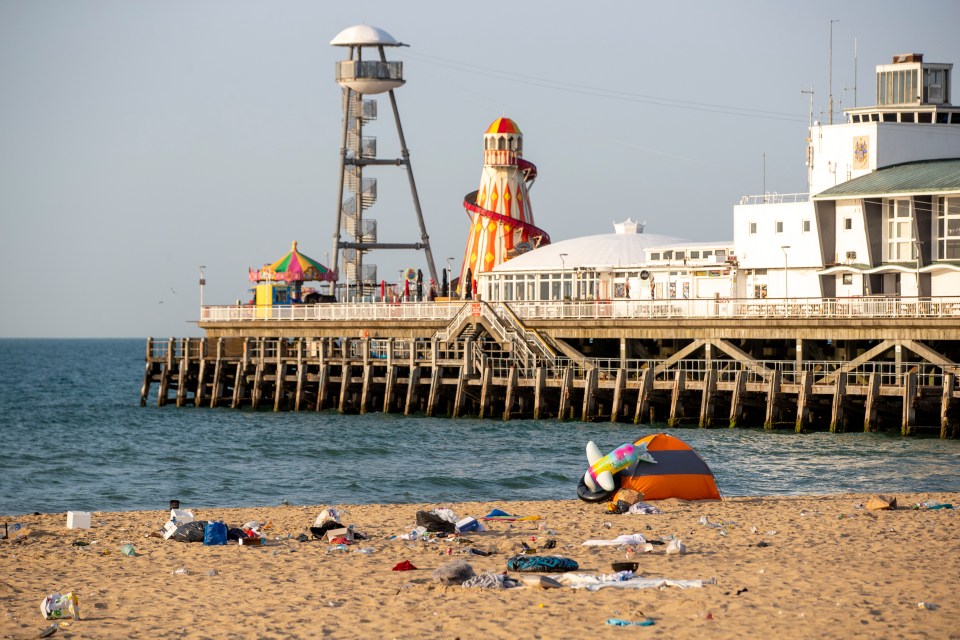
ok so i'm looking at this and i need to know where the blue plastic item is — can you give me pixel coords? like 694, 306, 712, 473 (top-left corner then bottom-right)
203, 521, 228, 545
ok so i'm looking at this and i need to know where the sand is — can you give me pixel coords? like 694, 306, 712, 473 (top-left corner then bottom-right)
2, 493, 958, 639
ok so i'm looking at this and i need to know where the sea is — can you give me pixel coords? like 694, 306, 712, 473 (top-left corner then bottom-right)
2, 339, 960, 516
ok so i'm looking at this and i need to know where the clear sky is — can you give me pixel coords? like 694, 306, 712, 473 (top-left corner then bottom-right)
2, 0, 958, 337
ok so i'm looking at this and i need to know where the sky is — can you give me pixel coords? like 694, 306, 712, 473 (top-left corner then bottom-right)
1, 0, 959, 338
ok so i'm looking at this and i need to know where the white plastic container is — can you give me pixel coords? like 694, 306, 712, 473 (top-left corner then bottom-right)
170, 509, 194, 524
66, 511, 91, 529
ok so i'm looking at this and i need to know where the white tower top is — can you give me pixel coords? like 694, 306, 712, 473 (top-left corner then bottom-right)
330, 24, 404, 47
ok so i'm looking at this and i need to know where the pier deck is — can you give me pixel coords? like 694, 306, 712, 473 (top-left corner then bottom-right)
143, 298, 960, 436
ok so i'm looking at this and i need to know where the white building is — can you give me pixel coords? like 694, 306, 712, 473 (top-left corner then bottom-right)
483, 53, 960, 303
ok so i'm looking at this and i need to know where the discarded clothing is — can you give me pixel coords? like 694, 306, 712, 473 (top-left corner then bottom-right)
626, 503, 663, 515
559, 573, 712, 591
582, 533, 647, 546
391, 560, 417, 571
507, 555, 579, 573
461, 572, 521, 589
607, 618, 655, 627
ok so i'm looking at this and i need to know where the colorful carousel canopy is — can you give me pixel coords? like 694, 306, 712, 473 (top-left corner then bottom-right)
249, 241, 337, 283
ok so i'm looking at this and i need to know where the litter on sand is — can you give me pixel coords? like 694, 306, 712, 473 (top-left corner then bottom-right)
559, 574, 713, 591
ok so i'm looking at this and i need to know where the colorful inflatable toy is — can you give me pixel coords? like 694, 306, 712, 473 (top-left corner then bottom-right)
583, 441, 655, 492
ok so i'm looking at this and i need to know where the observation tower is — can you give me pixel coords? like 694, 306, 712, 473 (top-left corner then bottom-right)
458, 117, 550, 297
330, 25, 438, 299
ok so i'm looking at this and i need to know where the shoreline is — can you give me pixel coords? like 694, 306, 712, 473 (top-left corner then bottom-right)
3, 493, 958, 639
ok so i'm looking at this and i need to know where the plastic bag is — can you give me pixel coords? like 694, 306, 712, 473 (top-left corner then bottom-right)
416, 511, 455, 533
171, 521, 207, 543
41, 593, 79, 620
203, 521, 227, 546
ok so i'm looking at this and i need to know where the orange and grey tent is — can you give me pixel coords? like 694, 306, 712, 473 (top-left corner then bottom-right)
620, 433, 721, 501
577, 433, 721, 502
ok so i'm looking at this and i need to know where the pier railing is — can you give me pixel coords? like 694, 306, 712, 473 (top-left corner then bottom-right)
200, 296, 960, 323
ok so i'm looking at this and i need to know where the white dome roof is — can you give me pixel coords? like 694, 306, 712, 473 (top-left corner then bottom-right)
330, 25, 402, 47
493, 232, 688, 273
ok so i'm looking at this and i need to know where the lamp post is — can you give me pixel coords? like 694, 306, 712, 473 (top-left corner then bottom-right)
199, 265, 206, 308
780, 245, 791, 304
559, 253, 568, 300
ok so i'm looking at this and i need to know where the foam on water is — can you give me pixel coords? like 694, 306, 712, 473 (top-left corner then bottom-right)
1, 339, 959, 515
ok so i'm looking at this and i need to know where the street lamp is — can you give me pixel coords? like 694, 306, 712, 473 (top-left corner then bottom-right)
199, 265, 206, 308
559, 253, 568, 300
780, 245, 790, 302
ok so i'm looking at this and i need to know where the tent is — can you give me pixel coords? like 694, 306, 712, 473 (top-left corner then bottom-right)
577, 433, 721, 502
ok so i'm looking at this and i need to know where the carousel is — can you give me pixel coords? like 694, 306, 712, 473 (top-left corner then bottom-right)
248, 241, 337, 305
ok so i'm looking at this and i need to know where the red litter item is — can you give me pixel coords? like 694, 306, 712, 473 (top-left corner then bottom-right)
392, 560, 417, 571
329, 536, 351, 545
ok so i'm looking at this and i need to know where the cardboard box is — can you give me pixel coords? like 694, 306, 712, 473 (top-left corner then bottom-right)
239, 536, 263, 546
325, 527, 354, 542
66, 511, 91, 529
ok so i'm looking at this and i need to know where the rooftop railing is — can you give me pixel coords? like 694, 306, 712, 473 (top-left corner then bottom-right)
738, 192, 809, 205
199, 296, 960, 323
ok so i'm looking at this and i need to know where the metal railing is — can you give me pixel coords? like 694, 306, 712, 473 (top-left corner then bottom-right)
739, 192, 810, 205
199, 296, 960, 323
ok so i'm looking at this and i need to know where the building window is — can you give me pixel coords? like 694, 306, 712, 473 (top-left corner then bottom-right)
842, 274, 853, 285
650, 252, 660, 261
938, 196, 960, 259
803, 220, 811, 232
844, 217, 853, 230
690, 251, 700, 259
885, 199, 915, 261
749, 222, 757, 234
776, 221, 784, 233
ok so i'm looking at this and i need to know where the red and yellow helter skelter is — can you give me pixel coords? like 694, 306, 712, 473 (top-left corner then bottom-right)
458, 117, 550, 296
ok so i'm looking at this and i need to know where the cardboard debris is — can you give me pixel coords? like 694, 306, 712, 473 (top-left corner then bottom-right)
866, 495, 897, 511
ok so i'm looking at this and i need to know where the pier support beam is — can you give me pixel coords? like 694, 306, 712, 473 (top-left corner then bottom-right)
902, 371, 918, 436
764, 369, 781, 429
829, 372, 846, 432
293, 340, 306, 411
533, 367, 546, 420
426, 366, 442, 417
795, 370, 812, 433
699, 367, 716, 428
729, 370, 745, 428
195, 355, 207, 408
634, 368, 652, 424
668, 370, 685, 427
175, 339, 189, 407
864, 372, 879, 432
558, 367, 573, 421
503, 366, 517, 421
273, 358, 286, 412
315, 364, 330, 411
581, 368, 598, 422
404, 366, 421, 416
453, 366, 467, 418
251, 362, 264, 410
610, 369, 625, 423
360, 364, 373, 414
383, 365, 397, 413
479, 367, 492, 419
338, 364, 352, 414
942, 373, 955, 439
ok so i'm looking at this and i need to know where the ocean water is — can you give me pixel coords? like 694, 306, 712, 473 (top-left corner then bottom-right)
2, 339, 959, 516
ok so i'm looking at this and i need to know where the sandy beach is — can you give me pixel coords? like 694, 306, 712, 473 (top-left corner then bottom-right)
2, 493, 958, 639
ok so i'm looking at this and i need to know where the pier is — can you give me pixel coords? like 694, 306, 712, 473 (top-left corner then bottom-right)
142, 298, 960, 436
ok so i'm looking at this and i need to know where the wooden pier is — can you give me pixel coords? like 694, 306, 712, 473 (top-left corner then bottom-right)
142, 300, 960, 436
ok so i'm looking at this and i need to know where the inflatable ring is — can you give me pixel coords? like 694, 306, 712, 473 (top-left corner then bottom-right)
577, 475, 616, 503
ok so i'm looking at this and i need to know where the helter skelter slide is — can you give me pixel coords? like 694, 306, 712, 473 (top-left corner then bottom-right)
457, 117, 551, 297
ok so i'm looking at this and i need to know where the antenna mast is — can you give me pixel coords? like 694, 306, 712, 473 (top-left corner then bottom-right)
829, 19, 839, 125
